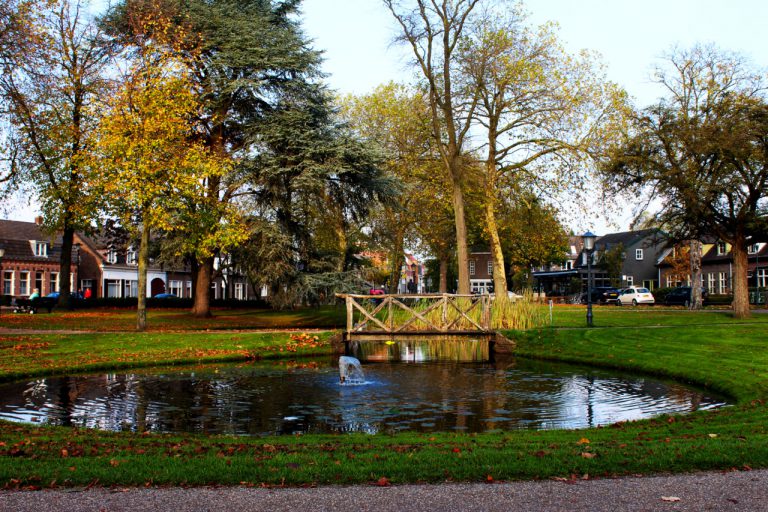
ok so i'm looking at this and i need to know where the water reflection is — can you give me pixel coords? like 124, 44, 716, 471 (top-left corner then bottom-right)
0, 359, 728, 435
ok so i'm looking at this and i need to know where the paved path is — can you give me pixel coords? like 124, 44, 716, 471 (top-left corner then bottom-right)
1, 470, 767, 512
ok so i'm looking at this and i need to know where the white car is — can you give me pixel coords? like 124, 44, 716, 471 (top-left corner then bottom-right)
617, 286, 655, 306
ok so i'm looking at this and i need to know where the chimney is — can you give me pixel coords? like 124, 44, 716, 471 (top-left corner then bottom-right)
34, 216, 43, 226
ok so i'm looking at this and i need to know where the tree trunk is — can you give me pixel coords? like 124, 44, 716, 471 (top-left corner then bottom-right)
689, 239, 703, 309
58, 225, 75, 309
136, 225, 150, 332
439, 257, 448, 293
388, 233, 405, 294
731, 241, 750, 319
452, 177, 470, 295
191, 256, 214, 317
482, 154, 507, 301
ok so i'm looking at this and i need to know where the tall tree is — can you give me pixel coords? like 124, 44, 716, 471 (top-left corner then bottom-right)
601, 45, 768, 318
95, 12, 221, 331
0, 0, 109, 308
103, 0, 323, 317
385, 0, 480, 294
246, 82, 398, 305
342, 83, 454, 292
458, 4, 627, 299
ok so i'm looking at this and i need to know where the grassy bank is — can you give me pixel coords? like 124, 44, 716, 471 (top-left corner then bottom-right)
1, 312, 768, 488
0, 306, 346, 332
0, 331, 334, 382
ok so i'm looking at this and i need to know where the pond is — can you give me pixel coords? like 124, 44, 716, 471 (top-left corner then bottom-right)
0, 358, 728, 435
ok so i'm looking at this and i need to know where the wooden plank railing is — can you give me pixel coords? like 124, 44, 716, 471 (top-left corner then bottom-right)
336, 293, 493, 335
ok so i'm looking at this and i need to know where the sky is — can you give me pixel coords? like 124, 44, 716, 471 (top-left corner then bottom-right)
5, 0, 768, 231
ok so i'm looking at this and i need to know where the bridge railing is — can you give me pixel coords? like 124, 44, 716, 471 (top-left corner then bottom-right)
336, 293, 492, 335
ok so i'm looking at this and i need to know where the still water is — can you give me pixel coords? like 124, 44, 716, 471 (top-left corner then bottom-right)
0, 358, 728, 435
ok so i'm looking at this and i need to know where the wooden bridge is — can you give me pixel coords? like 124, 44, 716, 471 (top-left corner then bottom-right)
334, 293, 514, 359
337, 293, 492, 335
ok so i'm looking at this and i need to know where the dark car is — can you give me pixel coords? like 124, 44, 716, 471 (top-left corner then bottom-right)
581, 287, 620, 304
153, 293, 179, 299
664, 287, 709, 307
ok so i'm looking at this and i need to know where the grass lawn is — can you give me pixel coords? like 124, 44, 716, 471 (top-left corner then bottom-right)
0, 305, 347, 332
1, 307, 767, 489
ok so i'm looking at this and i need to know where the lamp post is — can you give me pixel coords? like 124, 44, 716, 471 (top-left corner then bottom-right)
582, 231, 597, 327
0, 247, 5, 315
74, 243, 81, 293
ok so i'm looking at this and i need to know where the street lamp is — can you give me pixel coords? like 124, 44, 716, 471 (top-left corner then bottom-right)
0, 247, 5, 315
582, 231, 597, 327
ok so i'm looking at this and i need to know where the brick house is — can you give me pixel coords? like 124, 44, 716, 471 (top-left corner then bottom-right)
657, 240, 768, 295
2, 218, 258, 302
0, 219, 78, 299
468, 250, 494, 294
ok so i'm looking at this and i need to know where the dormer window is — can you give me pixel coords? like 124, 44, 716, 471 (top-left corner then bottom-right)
34, 241, 48, 257
748, 243, 760, 255
107, 248, 117, 264
717, 242, 727, 256
127, 247, 137, 265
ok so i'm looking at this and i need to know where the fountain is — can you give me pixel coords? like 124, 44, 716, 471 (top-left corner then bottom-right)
339, 356, 366, 385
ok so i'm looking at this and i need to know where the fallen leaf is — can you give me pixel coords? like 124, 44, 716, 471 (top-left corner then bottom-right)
376, 477, 390, 487
661, 496, 681, 502
577, 438, 590, 445
708, 434, 718, 438
581, 452, 597, 459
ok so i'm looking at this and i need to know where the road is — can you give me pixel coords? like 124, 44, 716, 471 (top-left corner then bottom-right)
1, 469, 767, 512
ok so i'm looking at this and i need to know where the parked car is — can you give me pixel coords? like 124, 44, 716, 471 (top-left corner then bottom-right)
153, 293, 178, 299
664, 286, 709, 307
580, 287, 621, 304
617, 286, 655, 306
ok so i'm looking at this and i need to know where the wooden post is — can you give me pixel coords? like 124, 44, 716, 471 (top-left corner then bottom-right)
346, 296, 353, 336
388, 296, 393, 333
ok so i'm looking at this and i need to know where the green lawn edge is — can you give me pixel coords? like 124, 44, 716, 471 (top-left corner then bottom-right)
1, 320, 767, 489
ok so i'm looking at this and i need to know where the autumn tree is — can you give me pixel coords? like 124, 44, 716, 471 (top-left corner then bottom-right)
95, 13, 222, 331
342, 83, 456, 292
102, 0, 323, 316
385, 0, 481, 294
458, 3, 627, 299
601, 45, 768, 318
497, 193, 568, 286
0, 0, 109, 308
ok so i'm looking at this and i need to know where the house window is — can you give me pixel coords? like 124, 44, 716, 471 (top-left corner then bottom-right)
758, 269, 767, 288
19, 271, 30, 295
666, 275, 674, 287
748, 244, 760, 255
107, 249, 117, 264
635, 249, 643, 260
487, 261, 493, 275
3, 271, 13, 295
643, 280, 654, 290
126, 248, 137, 265
707, 273, 715, 293
50, 272, 59, 293
211, 282, 218, 300
718, 272, 727, 294
80, 279, 92, 294
625, 275, 634, 286
106, 280, 120, 298
34, 241, 48, 257
169, 280, 182, 296
234, 282, 244, 300
717, 242, 727, 255
186, 281, 192, 298
125, 280, 138, 298
564, 260, 573, 270
469, 260, 475, 276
